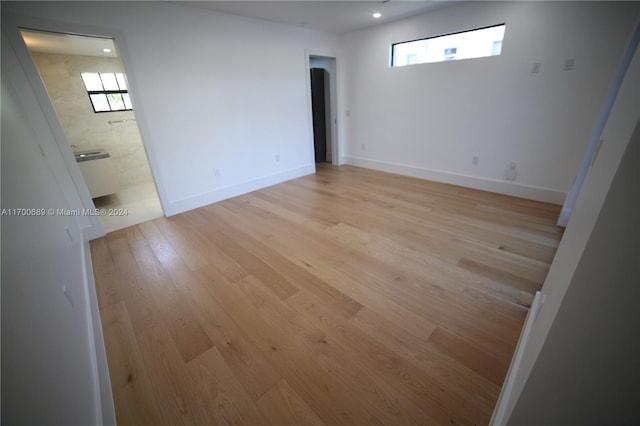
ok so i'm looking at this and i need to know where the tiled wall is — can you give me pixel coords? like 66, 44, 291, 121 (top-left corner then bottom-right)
32, 52, 155, 189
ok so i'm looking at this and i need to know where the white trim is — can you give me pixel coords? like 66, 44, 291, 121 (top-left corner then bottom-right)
344, 156, 566, 204
557, 206, 573, 228
81, 240, 116, 426
164, 165, 316, 216
490, 290, 545, 426
305, 49, 342, 165
557, 19, 640, 227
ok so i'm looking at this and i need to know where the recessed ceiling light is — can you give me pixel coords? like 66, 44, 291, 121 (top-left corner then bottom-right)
373, 12, 382, 19
103, 48, 112, 53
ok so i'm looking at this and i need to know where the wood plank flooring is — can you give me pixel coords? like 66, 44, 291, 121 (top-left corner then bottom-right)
91, 164, 563, 426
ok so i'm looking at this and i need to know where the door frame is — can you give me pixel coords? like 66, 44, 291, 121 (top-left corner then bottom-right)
2, 13, 167, 240
305, 49, 342, 166
556, 19, 640, 227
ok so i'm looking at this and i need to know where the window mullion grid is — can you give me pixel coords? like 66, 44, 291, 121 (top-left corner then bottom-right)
87, 90, 130, 113
84, 73, 132, 112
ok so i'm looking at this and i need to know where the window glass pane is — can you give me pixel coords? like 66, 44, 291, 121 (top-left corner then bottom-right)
492, 40, 503, 55
90, 94, 111, 112
81, 73, 103, 91
100, 73, 119, 91
83, 71, 133, 113
122, 93, 133, 110
106, 93, 126, 111
116, 73, 127, 90
392, 24, 505, 67
443, 47, 457, 61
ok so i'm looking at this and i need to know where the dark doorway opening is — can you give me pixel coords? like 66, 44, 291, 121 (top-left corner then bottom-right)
310, 67, 329, 163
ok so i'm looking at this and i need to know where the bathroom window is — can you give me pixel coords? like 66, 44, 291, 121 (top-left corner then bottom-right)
81, 72, 133, 113
391, 24, 506, 67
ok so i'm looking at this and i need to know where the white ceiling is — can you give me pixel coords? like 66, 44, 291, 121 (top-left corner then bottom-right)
20, 1, 452, 57
175, 1, 453, 35
21, 30, 118, 57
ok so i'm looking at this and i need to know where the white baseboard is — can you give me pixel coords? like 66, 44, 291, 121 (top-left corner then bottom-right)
81, 240, 116, 426
164, 165, 316, 216
556, 206, 572, 227
343, 156, 566, 205
490, 290, 546, 425
81, 222, 105, 241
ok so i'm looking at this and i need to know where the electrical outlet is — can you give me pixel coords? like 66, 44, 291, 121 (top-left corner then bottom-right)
472, 156, 479, 166
361, 143, 365, 150
214, 168, 220, 177
276, 154, 280, 162
504, 162, 517, 181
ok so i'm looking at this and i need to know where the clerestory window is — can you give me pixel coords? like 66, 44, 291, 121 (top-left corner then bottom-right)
391, 24, 506, 67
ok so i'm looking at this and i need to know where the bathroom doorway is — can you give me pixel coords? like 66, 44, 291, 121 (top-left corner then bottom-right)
20, 29, 163, 233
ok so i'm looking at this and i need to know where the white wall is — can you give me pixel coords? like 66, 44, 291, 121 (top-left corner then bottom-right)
1, 40, 113, 424
341, 1, 640, 203
508, 121, 640, 425
32, 52, 154, 189
0, 3, 337, 422
3, 1, 339, 216
494, 23, 640, 424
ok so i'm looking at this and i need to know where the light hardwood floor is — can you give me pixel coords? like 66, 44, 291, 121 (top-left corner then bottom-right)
91, 164, 563, 426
